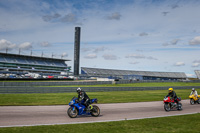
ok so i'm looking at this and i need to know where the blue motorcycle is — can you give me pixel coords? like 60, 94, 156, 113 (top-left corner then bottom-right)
67, 96, 100, 118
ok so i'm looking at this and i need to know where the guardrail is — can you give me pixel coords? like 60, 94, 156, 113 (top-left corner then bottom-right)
0, 81, 112, 86
0, 86, 200, 93
0, 80, 200, 86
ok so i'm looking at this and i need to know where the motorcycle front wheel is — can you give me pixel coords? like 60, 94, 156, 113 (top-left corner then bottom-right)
164, 103, 170, 112
67, 107, 78, 118
177, 103, 182, 111
91, 105, 100, 117
190, 99, 195, 105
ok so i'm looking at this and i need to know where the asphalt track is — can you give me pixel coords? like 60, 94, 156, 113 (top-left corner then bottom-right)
0, 99, 200, 127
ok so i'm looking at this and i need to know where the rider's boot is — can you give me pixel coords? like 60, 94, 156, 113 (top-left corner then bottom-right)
84, 105, 93, 112
89, 105, 93, 110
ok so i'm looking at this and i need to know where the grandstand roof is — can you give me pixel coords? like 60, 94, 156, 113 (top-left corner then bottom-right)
81, 67, 187, 79
0, 52, 71, 61
195, 70, 200, 79
0, 52, 71, 74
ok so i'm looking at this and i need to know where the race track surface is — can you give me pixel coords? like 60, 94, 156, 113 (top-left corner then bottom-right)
0, 100, 200, 127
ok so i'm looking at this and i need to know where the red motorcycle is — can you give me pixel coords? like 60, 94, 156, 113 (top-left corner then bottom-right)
163, 96, 182, 112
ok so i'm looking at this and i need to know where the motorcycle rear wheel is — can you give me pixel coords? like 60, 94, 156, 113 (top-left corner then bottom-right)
190, 99, 195, 105
91, 105, 100, 117
197, 99, 200, 104
67, 107, 78, 118
164, 103, 170, 112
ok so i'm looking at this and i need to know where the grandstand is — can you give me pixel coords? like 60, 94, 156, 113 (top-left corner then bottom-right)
195, 70, 200, 79
81, 67, 187, 81
0, 52, 71, 77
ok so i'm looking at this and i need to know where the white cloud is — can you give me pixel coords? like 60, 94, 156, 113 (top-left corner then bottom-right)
61, 52, 68, 57
81, 48, 92, 52
39, 42, 51, 47
61, 13, 77, 23
139, 32, 148, 36
81, 46, 109, 53
102, 54, 118, 60
0, 39, 16, 51
193, 60, 200, 63
19, 42, 32, 50
41, 1, 51, 10
125, 54, 157, 60
192, 60, 200, 67
174, 62, 185, 66
162, 12, 169, 16
94, 46, 109, 53
42, 13, 61, 22
125, 54, 145, 59
106, 12, 121, 20
192, 63, 200, 67
84, 53, 97, 59
171, 4, 179, 9
163, 39, 180, 46
129, 61, 139, 64
189, 36, 200, 45
146, 56, 158, 60
171, 39, 180, 45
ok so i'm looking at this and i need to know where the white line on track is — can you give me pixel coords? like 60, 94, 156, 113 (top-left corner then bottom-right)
0, 112, 199, 128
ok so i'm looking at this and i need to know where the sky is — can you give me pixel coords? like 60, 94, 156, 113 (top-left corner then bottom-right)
0, 0, 200, 77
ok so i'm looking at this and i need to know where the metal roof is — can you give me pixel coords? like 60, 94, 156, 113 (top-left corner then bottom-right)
81, 67, 187, 78
0, 52, 71, 61
195, 70, 200, 79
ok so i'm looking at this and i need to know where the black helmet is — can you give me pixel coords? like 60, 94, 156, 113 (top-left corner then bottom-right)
77, 87, 81, 93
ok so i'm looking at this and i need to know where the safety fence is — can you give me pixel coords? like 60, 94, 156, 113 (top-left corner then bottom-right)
0, 81, 112, 86
0, 86, 200, 94
0, 80, 199, 87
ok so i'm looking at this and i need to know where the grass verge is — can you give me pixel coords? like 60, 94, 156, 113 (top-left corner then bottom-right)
0, 113, 199, 133
0, 89, 198, 106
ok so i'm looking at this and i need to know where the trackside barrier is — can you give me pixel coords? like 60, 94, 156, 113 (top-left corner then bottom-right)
0, 81, 112, 87
0, 86, 200, 94
0, 80, 200, 87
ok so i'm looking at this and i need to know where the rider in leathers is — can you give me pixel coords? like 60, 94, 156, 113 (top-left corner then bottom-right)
166, 88, 179, 104
77, 88, 90, 110
190, 88, 198, 99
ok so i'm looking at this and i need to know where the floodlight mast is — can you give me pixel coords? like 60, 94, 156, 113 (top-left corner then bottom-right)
74, 27, 81, 76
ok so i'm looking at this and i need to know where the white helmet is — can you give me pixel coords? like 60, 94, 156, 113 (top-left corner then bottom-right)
77, 87, 81, 93
192, 88, 195, 91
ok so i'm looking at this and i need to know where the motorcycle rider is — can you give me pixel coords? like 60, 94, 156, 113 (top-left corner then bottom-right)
77, 87, 91, 110
190, 88, 198, 99
166, 88, 179, 105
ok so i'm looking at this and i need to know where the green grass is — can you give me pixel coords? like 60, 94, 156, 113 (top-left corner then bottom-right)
0, 113, 200, 133
46, 82, 200, 87
0, 89, 198, 106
